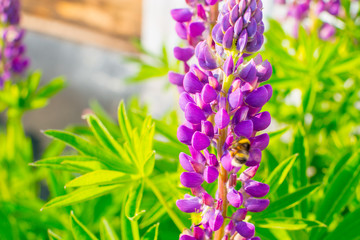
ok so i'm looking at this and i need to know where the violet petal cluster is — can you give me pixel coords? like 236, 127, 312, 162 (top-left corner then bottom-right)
0, 0, 29, 87
170, 0, 220, 91
276, 0, 341, 40
172, 1, 273, 239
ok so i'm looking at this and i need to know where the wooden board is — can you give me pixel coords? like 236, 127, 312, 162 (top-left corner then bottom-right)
21, 0, 142, 52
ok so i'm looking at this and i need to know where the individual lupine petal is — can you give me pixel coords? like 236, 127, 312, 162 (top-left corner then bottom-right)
192, 131, 210, 150
232, 106, 249, 125
202, 191, 215, 206
189, 22, 206, 37
174, 47, 194, 62
221, 152, 233, 172
179, 235, 196, 240
246, 32, 264, 53
191, 64, 208, 82
212, 24, 223, 44
246, 148, 262, 166
239, 0, 247, 15
244, 180, 270, 197
185, 103, 206, 124
229, 88, 243, 109
193, 226, 204, 239
204, 166, 219, 183
171, 8, 193, 22
190, 159, 205, 173
263, 84, 273, 101
205, 0, 218, 5
251, 111, 271, 131
223, 26, 234, 49
257, 21, 265, 34
176, 195, 202, 213
197, 4, 207, 20
250, 237, 261, 240
177, 125, 195, 145
180, 172, 204, 188
232, 208, 247, 221
215, 108, 230, 129
175, 22, 187, 39
250, 133, 269, 150
234, 120, 253, 138
227, 188, 243, 208
249, 0, 257, 11
225, 220, 235, 237
319, 23, 336, 40
224, 55, 234, 77
189, 146, 207, 163
168, 71, 184, 86
202, 120, 214, 138
179, 92, 195, 111
256, 60, 272, 82
247, 18, 257, 38
237, 30, 248, 52
201, 84, 217, 104
183, 72, 203, 93
228, 0, 237, 9
243, 7, 252, 25
221, 13, 231, 32
234, 17, 244, 36
239, 60, 257, 83
209, 210, 224, 231
230, 4, 240, 25
254, 9, 263, 23
235, 221, 255, 239
179, 152, 195, 172
208, 75, 220, 91
245, 198, 270, 212
244, 86, 269, 108
239, 165, 259, 182
225, 134, 234, 149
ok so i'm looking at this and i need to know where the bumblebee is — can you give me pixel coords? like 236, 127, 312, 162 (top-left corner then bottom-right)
229, 137, 251, 167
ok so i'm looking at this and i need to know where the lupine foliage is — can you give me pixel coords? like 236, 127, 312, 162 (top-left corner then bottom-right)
1, 0, 360, 239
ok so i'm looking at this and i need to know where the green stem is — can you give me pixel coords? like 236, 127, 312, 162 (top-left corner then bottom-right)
131, 220, 141, 240
146, 178, 186, 231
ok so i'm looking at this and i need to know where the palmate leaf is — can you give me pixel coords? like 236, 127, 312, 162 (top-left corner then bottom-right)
254, 183, 321, 217
65, 170, 136, 188
70, 211, 98, 240
265, 154, 298, 195
311, 150, 360, 239
141, 223, 159, 240
41, 184, 126, 210
44, 130, 137, 174
100, 218, 119, 240
255, 217, 326, 230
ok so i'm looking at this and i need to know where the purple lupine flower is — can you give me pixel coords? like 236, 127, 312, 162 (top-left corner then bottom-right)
172, 1, 272, 239
0, 0, 29, 87
275, 0, 341, 39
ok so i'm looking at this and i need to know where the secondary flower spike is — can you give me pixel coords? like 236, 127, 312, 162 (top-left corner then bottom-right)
172, 1, 273, 239
0, 0, 29, 87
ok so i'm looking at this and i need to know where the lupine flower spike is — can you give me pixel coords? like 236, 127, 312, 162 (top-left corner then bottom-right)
171, 0, 273, 239
0, 0, 29, 87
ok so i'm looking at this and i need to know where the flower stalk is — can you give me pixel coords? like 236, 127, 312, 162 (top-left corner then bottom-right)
170, 1, 273, 239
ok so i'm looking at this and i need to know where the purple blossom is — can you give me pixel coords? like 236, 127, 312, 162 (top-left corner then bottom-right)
171, 1, 272, 239
0, 0, 29, 87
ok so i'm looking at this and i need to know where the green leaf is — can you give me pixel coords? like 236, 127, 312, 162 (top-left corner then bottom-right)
41, 184, 124, 210
65, 170, 135, 188
324, 208, 360, 240
36, 77, 66, 99
30, 156, 100, 172
311, 151, 360, 239
268, 127, 289, 138
256, 217, 326, 230
265, 154, 298, 195
48, 230, 63, 240
141, 223, 159, 240
125, 180, 145, 221
143, 151, 155, 176
121, 195, 134, 240
100, 218, 119, 240
70, 211, 98, 240
255, 183, 321, 217
44, 130, 137, 173
118, 101, 132, 144
85, 114, 124, 157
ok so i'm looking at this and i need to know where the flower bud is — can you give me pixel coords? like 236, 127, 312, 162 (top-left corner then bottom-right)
250, 133, 269, 150
234, 120, 253, 139
245, 86, 269, 108
171, 8, 193, 23
235, 221, 255, 239
201, 84, 217, 103
176, 194, 202, 213
184, 72, 203, 93
185, 103, 206, 124
245, 198, 270, 212
179, 152, 195, 172
180, 172, 204, 188
215, 108, 230, 129
251, 111, 271, 131
227, 188, 243, 208
174, 46, 194, 62
244, 180, 270, 197
177, 125, 195, 145
204, 166, 219, 183
192, 131, 210, 150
